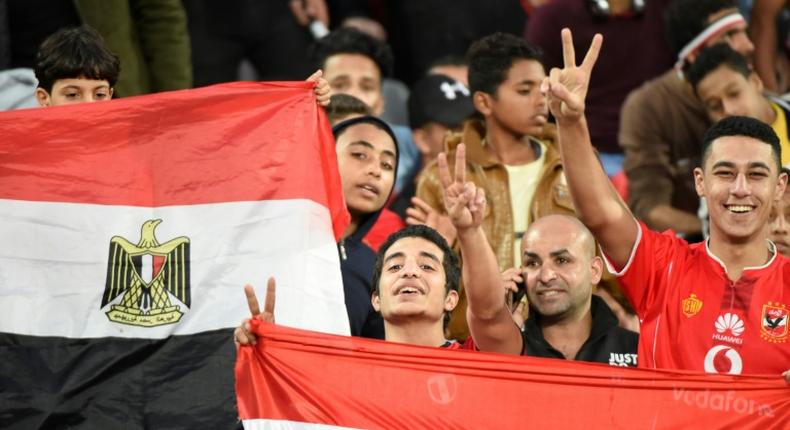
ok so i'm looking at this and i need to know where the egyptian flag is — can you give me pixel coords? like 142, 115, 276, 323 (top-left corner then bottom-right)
237, 322, 790, 429
0, 82, 350, 428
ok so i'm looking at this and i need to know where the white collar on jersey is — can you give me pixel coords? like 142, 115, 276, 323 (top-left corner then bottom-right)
704, 239, 777, 274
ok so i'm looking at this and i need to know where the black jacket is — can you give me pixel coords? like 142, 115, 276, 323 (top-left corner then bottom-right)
522, 295, 639, 367
339, 209, 385, 339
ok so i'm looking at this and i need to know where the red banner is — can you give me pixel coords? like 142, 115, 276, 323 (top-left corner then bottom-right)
236, 322, 790, 429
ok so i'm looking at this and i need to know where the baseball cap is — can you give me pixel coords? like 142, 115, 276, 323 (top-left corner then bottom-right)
408, 74, 475, 129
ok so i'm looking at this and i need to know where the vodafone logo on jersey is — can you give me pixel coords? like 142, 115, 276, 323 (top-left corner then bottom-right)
711, 313, 744, 345
704, 345, 743, 375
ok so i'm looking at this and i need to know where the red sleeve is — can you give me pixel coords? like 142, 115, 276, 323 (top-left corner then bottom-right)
602, 220, 689, 318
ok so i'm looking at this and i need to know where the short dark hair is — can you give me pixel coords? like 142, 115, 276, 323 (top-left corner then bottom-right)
34, 26, 121, 93
371, 225, 460, 326
664, 0, 736, 56
325, 94, 373, 125
311, 28, 394, 78
466, 32, 543, 96
701, 116, 781, 170
688, 44, 752, 92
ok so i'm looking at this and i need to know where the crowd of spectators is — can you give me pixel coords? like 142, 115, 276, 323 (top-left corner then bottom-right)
3, 0, 790, 387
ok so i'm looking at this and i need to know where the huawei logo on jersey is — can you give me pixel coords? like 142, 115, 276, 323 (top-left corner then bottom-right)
715, 313, 744, 336
712, 313, 745, 345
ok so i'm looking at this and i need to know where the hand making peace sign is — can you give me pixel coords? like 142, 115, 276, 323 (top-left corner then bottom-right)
437, 144, 487, 232
541, 28, 603, 124
234, 277, 276, 347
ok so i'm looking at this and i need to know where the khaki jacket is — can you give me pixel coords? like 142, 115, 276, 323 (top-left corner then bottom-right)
416, 119, 575, 339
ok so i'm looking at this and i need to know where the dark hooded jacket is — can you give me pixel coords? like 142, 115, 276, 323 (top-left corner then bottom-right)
333, 116, 399, 339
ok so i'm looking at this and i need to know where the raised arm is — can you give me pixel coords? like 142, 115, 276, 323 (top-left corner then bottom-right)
438, 145, 522, 354
542, 29, 638, 268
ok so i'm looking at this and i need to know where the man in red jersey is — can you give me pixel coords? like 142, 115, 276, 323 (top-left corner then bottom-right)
236, 225, 469, 349
542, 28, 790, 381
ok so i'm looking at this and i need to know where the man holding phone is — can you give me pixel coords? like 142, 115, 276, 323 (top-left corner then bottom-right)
499, 214, 639, 366
437, 144, 639, 366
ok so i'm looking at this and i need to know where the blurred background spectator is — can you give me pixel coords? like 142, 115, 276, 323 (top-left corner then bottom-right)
381, 1, 526, 86
184, 0, 316, 85
3, 0, 191, 98
526, 0, 674, 177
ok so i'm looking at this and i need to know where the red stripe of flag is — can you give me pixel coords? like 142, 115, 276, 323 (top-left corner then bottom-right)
0, 82, 349, 239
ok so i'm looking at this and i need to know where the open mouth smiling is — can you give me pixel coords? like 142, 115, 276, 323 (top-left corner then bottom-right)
725, 204, 755, 214
394, 285, 425, 296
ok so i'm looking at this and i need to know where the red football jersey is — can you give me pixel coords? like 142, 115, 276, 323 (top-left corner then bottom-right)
606, 221, 790, 376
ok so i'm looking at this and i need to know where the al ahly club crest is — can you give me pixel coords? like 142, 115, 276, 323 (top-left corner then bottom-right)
760, 302, 788, 343
101, 220, 191, 327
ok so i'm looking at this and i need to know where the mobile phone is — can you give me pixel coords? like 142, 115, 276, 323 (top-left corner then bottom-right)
508, 279, 527, 310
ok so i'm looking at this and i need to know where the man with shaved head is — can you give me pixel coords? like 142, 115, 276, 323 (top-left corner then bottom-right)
435, 144, 638, 365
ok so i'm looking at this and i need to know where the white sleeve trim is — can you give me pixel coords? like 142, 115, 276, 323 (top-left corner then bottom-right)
601, 217, 642, 277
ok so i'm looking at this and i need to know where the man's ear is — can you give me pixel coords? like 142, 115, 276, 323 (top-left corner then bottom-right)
693, 167, 706, 198
472, 91, 492, 117
444, 289, 459, 312
776, 170, 788, 202
35, 88, 52, 107
590, 256, 603, 285
371, 291, 381, 312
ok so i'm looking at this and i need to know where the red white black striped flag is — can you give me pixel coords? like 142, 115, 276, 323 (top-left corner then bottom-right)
0, 82, 349, 428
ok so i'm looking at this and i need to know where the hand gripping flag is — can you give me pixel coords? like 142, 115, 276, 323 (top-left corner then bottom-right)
236, 322, 790, 430
0, 82, 349, 428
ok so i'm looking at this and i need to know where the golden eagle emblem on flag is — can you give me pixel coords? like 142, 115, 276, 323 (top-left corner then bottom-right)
101, 219, 191, 327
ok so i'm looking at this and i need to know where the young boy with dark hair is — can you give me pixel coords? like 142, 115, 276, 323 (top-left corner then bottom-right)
311, 28, 393, 116
410, 32, 574, 339
34, 26, 120, 107
688, 44, 790, 166
311, 28, 418, 195
34, 26, 332, 109
369, 224, 464, 347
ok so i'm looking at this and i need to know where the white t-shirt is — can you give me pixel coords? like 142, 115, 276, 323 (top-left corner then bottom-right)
504, 141, 546, 267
